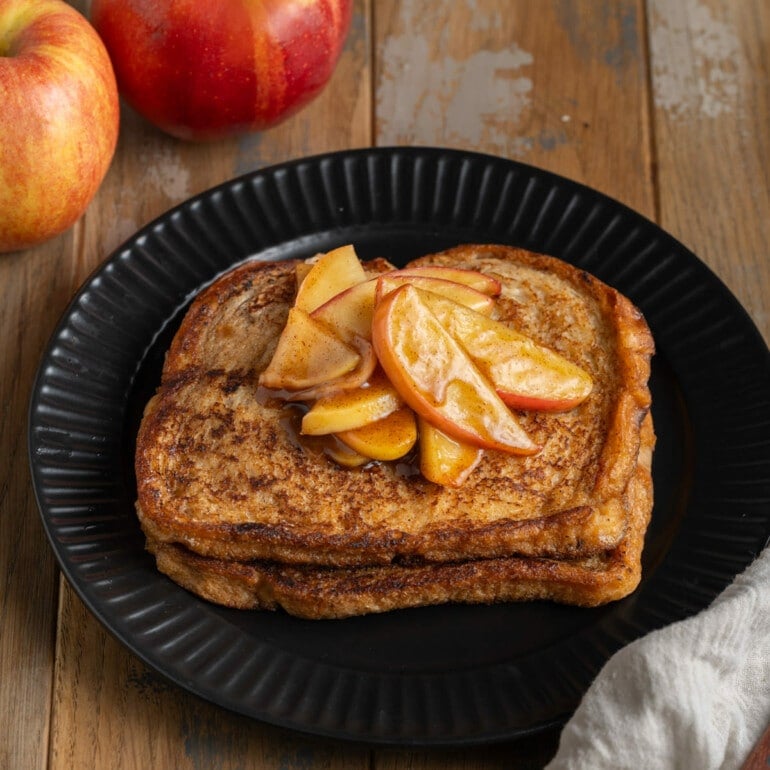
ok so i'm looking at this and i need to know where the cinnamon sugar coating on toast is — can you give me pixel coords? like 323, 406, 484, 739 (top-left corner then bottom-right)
135, 245, 654, 571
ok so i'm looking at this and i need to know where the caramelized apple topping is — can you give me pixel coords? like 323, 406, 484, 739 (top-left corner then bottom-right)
258, 245, 593, 486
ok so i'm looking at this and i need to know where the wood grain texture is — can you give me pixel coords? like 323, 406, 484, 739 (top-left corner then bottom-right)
0, 240, 64, 769
2, 0, 768, 768
374, 0, 653, 217
649, 0, 769, 344
52, 589, 370, 769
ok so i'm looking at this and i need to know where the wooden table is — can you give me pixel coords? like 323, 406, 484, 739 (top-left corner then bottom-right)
3, 1, 768, 767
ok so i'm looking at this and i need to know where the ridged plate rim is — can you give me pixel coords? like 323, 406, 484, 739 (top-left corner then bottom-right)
28, 146, 770, 746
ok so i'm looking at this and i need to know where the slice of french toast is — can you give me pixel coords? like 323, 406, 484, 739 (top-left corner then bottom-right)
144, 416, 654, 618
135, 245, 654, 567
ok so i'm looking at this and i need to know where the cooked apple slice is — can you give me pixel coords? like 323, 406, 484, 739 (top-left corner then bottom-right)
311, 277, 378, 342
301, 370, 403, 435
323, 437, 371, 468
337, 407, 417, 461
259, 307, 370, 394
286, 337, 377, 401
418, 290, 593, 411
390, 266, 501, 296
294, 244, 367, 312
372, 285, 539, 455
376, 274, 495, 315
312, 270, 496, 343
295, 260, 314, 290
418, 417, 484, 487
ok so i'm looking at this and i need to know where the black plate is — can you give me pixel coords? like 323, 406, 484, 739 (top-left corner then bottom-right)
29, 147, 770, 746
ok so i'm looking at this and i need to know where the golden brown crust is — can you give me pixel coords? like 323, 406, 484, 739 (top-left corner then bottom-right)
135, 245, 655, 566
146, 416, 654, 619
162, 259, 298, 381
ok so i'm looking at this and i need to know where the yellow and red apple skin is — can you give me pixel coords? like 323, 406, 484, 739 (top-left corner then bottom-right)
495, 390, 587, 412
376, 274, 495, 315
310, 266, 500, 342
311, 279, 378, 342
0, 0, 119, 252
90, 0, 353, 141
388, 266, 502, 296
295, 244, 366, 314
372, 285, 540, 456
418, 290, 594, 412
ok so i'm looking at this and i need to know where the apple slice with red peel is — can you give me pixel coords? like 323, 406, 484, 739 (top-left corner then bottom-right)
418, 290, 594, 411
311, 277, 378, 342
418, 417, 484, 487
278, 337, 377, 401
258, 307, 376, 400
294, 244, 367, 313
390, 266, 501, 296
372, 285, 539, 455
337, 407, 417, 461
259, 307, 359, 390
376, 274, 494, 315
312, 270, 495, 343
301, 370, 403, 435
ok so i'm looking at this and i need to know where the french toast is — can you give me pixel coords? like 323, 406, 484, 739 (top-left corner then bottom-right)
135, 244, 654, 570
144, 414, 654, 619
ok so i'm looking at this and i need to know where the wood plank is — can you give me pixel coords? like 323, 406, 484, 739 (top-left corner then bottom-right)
48, 2, 374, 769
0, 238, 67, 769
0, 8, 102, 769
649, 0, 770, 343
52, 591, 370, 769
374, 0, 653, 217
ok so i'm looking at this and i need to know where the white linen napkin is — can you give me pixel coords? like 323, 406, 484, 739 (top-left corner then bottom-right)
546, 546, 770, 770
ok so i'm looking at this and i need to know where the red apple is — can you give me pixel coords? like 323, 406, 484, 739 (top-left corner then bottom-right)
90, 0, 353, 141
0, 0, 119, 252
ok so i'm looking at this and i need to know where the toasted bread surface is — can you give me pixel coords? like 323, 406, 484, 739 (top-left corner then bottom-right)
135, 245, 654, 566
146, 417, 654, 619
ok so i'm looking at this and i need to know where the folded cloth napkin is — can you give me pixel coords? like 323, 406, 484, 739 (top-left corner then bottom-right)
546, 546, 770, 770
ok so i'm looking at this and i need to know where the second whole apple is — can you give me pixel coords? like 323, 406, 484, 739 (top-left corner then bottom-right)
90, 0, 353, 140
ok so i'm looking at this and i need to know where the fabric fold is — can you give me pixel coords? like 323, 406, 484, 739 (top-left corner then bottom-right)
546, 547, 770, 770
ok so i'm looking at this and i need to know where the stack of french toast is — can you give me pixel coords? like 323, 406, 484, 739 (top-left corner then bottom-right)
135, 243, 655, 619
